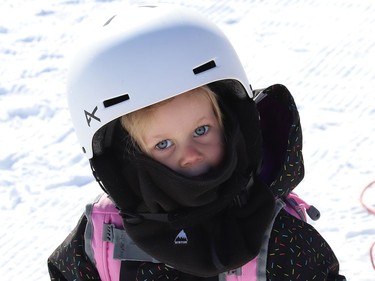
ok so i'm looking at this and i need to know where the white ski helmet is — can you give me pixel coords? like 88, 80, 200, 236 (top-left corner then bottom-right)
67, 6, 252, 159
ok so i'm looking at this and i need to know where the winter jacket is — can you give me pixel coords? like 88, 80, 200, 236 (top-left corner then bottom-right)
48, 193, 344, 281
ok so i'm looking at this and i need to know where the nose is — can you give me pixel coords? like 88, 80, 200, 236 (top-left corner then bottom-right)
179, 144, 203, 168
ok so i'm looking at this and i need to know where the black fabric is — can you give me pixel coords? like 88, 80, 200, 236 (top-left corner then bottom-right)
47, 215, 100, 281
119, 177, 274, 277
266, 209, 341, 281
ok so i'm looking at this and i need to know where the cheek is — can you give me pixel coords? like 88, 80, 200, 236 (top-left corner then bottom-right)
149, 151, 178, 170
206, 138, 225, 166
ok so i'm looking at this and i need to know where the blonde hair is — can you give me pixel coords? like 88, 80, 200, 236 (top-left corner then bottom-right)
120, 86, 223, 153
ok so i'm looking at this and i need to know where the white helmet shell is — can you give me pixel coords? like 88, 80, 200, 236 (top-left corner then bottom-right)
67, 6, 251, 158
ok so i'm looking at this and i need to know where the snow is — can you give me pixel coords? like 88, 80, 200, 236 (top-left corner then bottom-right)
0, 0, 374, 280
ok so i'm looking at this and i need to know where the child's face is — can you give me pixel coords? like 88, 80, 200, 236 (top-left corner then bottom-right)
141, 89, 225, 177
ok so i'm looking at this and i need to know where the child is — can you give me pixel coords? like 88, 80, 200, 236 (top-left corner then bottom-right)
48, 6, 346, 281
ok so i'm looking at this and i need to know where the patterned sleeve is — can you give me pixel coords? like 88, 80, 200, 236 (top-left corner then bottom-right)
47, 214, 101, 281
266, 209, 343, 281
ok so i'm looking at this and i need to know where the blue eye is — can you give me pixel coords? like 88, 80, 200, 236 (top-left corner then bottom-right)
194, 125, 209, 137
155, 139, 173, 150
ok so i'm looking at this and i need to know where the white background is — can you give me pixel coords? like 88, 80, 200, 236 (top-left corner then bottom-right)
0, 0, 374, 280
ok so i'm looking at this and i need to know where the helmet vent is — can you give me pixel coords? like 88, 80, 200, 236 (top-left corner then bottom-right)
103, 93, 130, 108
193, 60, 216, 75
103, 15, 117, 27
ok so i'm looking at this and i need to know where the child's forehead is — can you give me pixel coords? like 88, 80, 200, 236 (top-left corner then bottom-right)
147, 87, 212, 111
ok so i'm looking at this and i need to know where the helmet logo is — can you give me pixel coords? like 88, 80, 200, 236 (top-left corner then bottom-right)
84, 106, 101, 127
174, 229, 188, 245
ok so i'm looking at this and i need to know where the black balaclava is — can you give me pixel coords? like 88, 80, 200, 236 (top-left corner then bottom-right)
90, 80, 275, 277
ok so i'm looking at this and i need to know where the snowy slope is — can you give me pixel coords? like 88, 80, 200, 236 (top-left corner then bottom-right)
0, 0, 374, 280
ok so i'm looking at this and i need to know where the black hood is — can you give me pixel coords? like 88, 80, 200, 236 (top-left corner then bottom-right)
255, 84, 305, 197
89, 80, 276, 276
